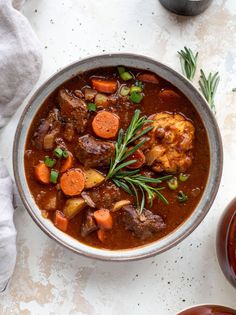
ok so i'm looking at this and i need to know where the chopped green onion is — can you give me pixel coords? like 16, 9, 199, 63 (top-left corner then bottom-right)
120, 72, 133, 81
167, 177, 178, 190
135, 81, 144, 89
54, 147, 63, 158
120, 86, 130, 96
87, 102, 97, 112
130, 91, 144, 104
177, 191, 188, 203
130, 85, 143, 93
117, 66, 133, 81
44, 156, 56, 168
50, 170, 59, 184
62, 150, 69, 158
117, 66, 126, 75
179, 173, 190, 182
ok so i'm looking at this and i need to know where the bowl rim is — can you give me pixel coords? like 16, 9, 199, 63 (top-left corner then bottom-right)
13, 52, 223, 261
177, 303, 236, 314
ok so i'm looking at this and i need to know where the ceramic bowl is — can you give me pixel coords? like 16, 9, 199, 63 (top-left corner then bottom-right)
13, 53, 223, 261
177, 304, 236, 315
159, 0, 213, 16
216, 197, 236, 288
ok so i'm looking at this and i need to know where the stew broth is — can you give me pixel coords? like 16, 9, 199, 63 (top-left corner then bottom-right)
24, 67, 210, 249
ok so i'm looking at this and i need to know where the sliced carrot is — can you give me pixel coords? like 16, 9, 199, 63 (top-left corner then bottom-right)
125, 148, 146, 169
91, 78, 118, 94
34, 162, 50, 184
60, 154, 73, 173
54, 210, 68, 232
137, 73, 159, 84
93, 209, 113, 230
60, 168, 85, 196
92, 111, 120, 139
159, 89, 180, 99
97, 229, 107, 242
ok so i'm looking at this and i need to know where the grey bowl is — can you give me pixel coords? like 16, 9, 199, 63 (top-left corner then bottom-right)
13, 53, 223, 261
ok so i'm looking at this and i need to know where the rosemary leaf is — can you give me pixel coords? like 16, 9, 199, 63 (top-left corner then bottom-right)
155, 189, 169, 204
115, 170, 140, 177
112, 178, 133, 195
112, 160, 137, 174
129, 181, 140, 211
122, 139, 146, 160
178, 47, 198, 81
129, 125, 153, 143
139, 186, 145, 215
199, 69, 220, 114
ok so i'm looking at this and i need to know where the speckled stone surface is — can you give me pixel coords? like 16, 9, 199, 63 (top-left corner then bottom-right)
0, 0, 236, 314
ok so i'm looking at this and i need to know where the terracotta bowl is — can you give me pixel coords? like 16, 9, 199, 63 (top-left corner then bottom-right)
177, 304, 236, 315
216, 197, 236, 288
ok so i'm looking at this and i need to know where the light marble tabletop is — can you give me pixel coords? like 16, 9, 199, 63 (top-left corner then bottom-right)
1, 0, 236, 314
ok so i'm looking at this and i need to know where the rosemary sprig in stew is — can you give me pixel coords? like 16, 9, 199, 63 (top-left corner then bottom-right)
178, 47, 198, 81
199, 69, 220, 114
106, 109, 153, 179
113, 172, 171, 215
107, 109, 170, 214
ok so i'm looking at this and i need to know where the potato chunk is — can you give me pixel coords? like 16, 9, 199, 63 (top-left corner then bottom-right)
84, 169, 105, 189
63, 198, 86, 219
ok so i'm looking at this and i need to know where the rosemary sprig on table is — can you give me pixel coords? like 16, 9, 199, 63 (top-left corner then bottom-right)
178, 47, 198, 81
199, 70, 220, 114
106, 109, 170, 214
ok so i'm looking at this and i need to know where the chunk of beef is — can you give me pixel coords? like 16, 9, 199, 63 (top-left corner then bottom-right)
64, 122, 75, 142
75, 134, 115, 168
54, 137, 67, 151
81, 209, 98, 237
58, 88, 88, 133
122, 205, 166, 240
33, 109, 61, 150
74, 90, 84, 99
86, 181, 121, 209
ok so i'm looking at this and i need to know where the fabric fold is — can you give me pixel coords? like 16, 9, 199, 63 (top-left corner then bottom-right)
0, 0, 42, 127
0, 0, 42, 292
0, 159, 16, 292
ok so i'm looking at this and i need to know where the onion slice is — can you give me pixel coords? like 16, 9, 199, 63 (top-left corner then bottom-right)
81, 192, 96, 208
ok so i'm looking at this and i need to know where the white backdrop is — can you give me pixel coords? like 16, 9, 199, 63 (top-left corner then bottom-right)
0, 0, 236, 314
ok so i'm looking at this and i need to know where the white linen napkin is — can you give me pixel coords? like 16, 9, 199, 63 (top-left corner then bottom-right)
0, 159, 16, 293
0, 0, 42, 291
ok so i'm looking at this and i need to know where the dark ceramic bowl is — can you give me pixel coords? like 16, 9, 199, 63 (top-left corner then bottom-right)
159, 0, 213, 16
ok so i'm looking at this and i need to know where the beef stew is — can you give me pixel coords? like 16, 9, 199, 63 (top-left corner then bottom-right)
24, 66, 210, 250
